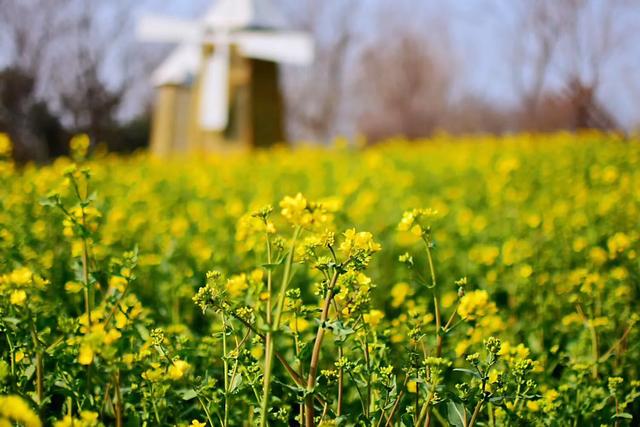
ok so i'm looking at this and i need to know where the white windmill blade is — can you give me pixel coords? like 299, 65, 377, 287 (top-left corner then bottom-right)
233, 31, 314, 65
137, 15, 200, 43
151, 43, 200, 87
199, 45, 230, 131
205, 0, 286, 30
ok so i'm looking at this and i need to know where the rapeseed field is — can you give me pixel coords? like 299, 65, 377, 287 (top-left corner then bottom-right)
0, 132, 638, 426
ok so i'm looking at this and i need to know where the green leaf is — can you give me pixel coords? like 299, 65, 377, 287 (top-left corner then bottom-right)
612, 412, 633, 420
229, 373, 242, 393
453, 368, 481, 378
261, 259, 284, 270
447, 400, 468, 427
179, 389, 198, 400
136, 324, 150, 341
24, 364, 36, 380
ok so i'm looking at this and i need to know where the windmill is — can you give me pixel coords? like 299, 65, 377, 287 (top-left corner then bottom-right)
138, 0, 314, 155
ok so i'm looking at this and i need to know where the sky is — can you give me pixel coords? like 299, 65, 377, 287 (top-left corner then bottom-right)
131, 0, 640, 129
2, 0, 639, 130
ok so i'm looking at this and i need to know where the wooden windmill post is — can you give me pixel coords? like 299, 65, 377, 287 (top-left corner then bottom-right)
138, 0, 313, 156
148, 45, 199, 155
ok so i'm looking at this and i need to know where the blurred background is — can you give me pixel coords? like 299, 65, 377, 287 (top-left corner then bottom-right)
1, 0, 639, 162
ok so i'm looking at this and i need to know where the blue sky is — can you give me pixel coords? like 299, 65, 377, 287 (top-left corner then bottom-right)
133, 0, 640, 128
2, 0, 638, 129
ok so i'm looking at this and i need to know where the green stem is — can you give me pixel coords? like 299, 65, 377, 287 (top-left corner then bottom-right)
382, 375, 409, 427
222, 313, 229, 427
305, 270, 340, 427
28, 317, 43, 405
82, 235, 92, 326
337, 345, 344, 417
424, 238, 437, 288
415, 386, 435, 426
468, 399, 484, 427
197, 394, 215, 427
363, 333, 372, 417
114, 370, 123, 427
260, 226, 300, 427
5, 331, 15, 383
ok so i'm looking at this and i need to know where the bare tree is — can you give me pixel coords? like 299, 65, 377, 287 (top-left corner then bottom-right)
0, 0, 165, 158
0, 0, 70, 80
508, 0, 636, 130
279, 0, 360, 142
352, 2, 457, 142
0, 0, 73, 160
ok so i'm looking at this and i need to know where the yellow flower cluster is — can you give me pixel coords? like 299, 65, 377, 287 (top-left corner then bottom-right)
279, 193, 332, 228
0, 267, 48, 307
0, 395, 41, 427
398, 208, 439, 237
0, 133, 12, 158
54, 410, 99, 427
339, 228, 381, 256
457, 290, 497, 321
69, 134, 90, 160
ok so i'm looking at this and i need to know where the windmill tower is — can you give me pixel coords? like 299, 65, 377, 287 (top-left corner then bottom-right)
138, 0, 314, 155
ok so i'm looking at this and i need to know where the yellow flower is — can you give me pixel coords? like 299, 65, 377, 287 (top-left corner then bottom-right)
518, 264, 533, 278
339, 228, 381, 256
191, 420, 207, 427
441, 291, 457, 309
53, 410, 99, 427
109, 276, 128, 292
103, 328, 122, 345
0, 133, 12, 157
455, 340, 470, 357
4, 267, 33, 286
70, 134, 90, 159
226, 274, 248, 298
9, 290, 26, 306
79, 411, 98, 424
457, 290, 497, 321
526, 400, 540, 412
250, 269, 264, 284
607, 232, 631, 256
390, 333, 404, 343
397, 211, 416, 231
14, 351, 25, 363
122, 353, 135, 366
280, 193, 311, 226
251, 344, 264, 360
168, 360, 190, 380
142, 365, 163, 382
0, 395, 42, 427
572, 237, 588, 252
78, 344, 94, 365
543, 389, 559, 407
390, 282, 413, 308
64, 281, 84, 294
470, 245, 500, 266
290, 317, 309, 333
588, 247, 608, 265
363, 310, 384, 327
407, 381, 418, 393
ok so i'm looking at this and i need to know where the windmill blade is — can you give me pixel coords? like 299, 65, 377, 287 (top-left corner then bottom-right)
233, 31, 314, 65
137, 15, 200, 43
199, 46, 230, 131
151, 43, 200, 86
